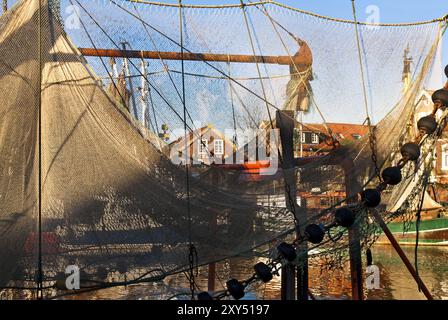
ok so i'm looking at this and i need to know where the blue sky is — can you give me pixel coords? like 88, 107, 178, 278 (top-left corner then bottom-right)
160, 0, 448, 66
3, 0, 445, 131
55, 0, 445, 132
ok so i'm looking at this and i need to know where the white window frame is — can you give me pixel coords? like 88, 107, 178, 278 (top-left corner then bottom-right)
198, 139, 208, 155
214, 139, 224, 155
311, 133, 319, 144
442, 144, 448, 171
301, 132, 306, 143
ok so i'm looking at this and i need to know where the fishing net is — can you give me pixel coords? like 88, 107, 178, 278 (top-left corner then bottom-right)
0, 0, 445, 299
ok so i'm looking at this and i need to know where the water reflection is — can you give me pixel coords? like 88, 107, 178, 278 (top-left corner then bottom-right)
67, 245, 448, 300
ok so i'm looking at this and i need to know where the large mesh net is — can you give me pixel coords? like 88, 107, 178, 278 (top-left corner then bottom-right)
0, 0, 445, 299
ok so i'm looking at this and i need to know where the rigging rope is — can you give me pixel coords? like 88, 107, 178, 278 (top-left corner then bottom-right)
37, 0, 43, 300
227, 57, 238, 147
108, 1, 293, 127
74, 0, 219, 167
252, 0, 336, 144
178, 0, 197, 300
132, 3, 199, 136
351, 0, 381, 182
124, 0, 447, 26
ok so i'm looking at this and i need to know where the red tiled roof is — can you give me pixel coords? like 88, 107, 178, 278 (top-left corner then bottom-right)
304, 122, 369, 142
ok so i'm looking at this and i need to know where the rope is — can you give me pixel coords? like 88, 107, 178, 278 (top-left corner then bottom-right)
74, 0, 220, 167
124, 0, 446, 26
351, 0, 381, 181
227, 57, 238, 147
238, 0, 300, 228
178, 0, 197, 300
131, 3, 221, 164
108, 0, 329, 137
37, 0, 43, 300
351, 0, 370, 123
147, 84, 159, 133
132, 3, 197, 133
414, 175, 428, 292
238, 0, 274, 129
252, 0, 335, 144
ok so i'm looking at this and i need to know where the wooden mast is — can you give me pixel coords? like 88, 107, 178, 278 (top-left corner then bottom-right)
78, 47, 309, 66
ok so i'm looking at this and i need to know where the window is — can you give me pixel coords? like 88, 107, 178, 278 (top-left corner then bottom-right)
301, 132, 306, 143
442, 144, 448, 171
311, 133, 319, 144
352, 134, 361, 140
198, 139, 208, 155
214, 139, 224, 155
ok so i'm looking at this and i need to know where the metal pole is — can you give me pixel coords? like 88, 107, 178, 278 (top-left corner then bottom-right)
370, 210, 433, 300
121, 42, 139, 120
139, 59, 149, 127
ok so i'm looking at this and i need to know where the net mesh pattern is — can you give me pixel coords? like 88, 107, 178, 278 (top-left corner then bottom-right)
0, 0, 443, 298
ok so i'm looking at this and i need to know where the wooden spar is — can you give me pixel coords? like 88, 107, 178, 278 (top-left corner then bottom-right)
370, 210, 434, 300
78, 47, 309, 66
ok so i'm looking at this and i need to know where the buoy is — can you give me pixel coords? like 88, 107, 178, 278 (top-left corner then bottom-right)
253, 262, 273, 283
305, 224, 325, 244
417, 115, 437, 135
431, 89, 448, 107
381, 166, 402, 185
277, 242, 297, 261
360, 189, 381, 207
226, 279, 245, 300
400, 142, 420, 161
335, 207, 355, 228
197, 291, 214, 300
366, 248, 373, 266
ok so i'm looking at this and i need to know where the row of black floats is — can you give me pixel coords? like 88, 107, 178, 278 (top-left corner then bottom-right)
198, 67, 448, 300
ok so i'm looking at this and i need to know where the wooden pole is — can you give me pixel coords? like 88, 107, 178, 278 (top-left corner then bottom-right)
78, 47, 309, 66
370, 210, 433, 300
276, 110, 308, 300
207, 172, 220, 293
207, 262, 216, 292
341, 158, 364, 300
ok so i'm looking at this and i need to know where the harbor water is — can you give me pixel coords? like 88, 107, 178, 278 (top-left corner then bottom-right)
70, 245, 448, 300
